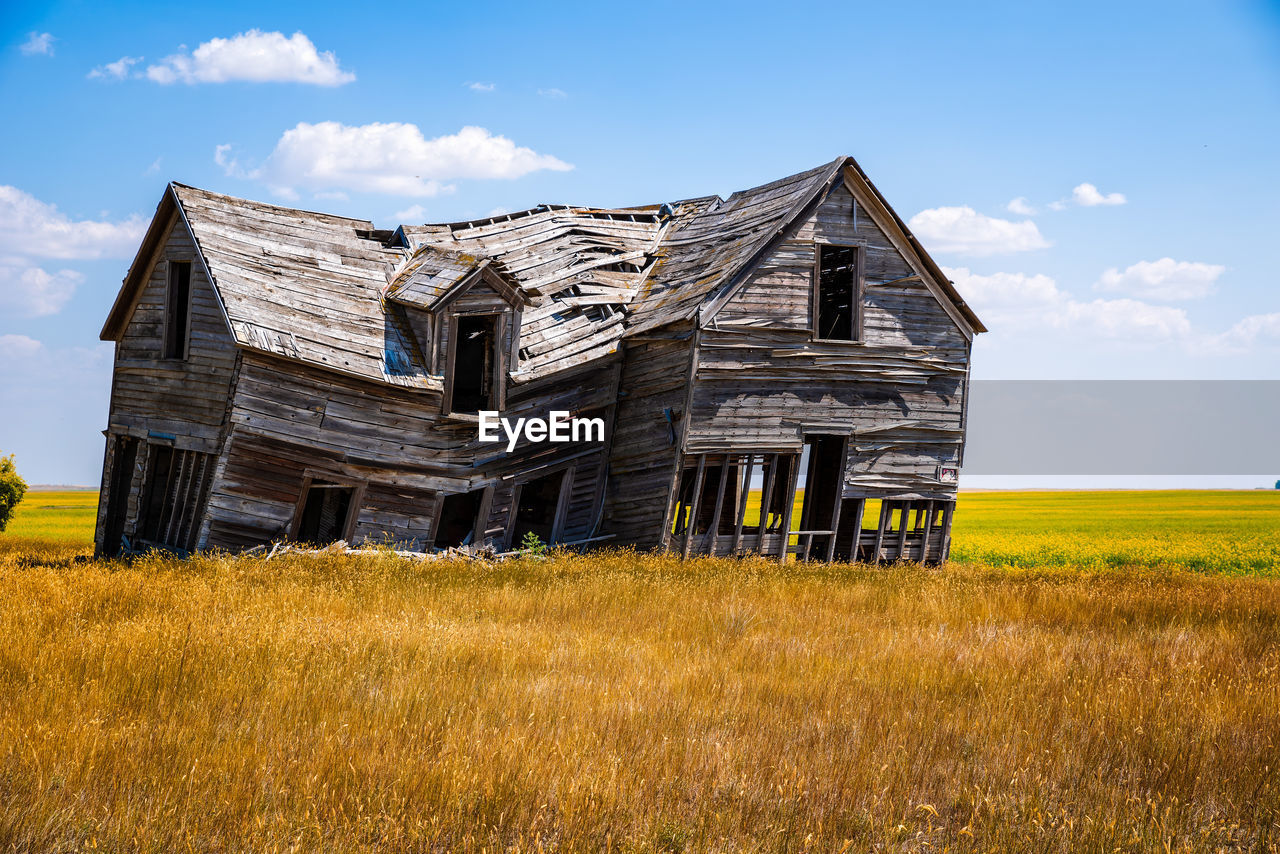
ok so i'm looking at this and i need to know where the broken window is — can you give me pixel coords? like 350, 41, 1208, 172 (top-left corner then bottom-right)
435, 488, 486, 548
137, 444, 214, 551
164, 261, 192, 359
510, 470, 568, 546
814, 244, 860, 341
449, 314, 497, 413
671, 452, 802, 556
294, 480, 355, 545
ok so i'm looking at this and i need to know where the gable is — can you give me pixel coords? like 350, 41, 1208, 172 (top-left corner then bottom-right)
385, 245, 526, 313
714, 183, 968, 349
639, 158, 983, 340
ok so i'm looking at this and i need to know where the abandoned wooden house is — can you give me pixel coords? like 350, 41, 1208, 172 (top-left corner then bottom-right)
94, 156, 985, 563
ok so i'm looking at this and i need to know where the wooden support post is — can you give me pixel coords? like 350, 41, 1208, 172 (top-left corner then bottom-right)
940, 501, 954, 562
682, 455, 706, 559
776, 454, 800, 562
162, 451, 189, 546
873, 499, 890, 565
920, 499, 935, 564
825, 438, 851, 563
850, 498, 866, 563
155, 450, 182, 546
757, 455, 777, 544
896, 500, 911, 562
730, 454, 752, 555
701, 453, 730, 554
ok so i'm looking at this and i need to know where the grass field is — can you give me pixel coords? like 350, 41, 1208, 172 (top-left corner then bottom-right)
2, 491, 1279, 851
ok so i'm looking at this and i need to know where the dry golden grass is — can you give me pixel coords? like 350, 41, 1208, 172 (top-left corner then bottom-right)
2, 541, 1279, 852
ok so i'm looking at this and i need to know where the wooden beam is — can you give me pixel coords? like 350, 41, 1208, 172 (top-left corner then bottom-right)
920, 499, 935, 564
896, 500, 911, 561
701, 453, 731, 554
682, 455, 706, 559
940, 501, 954, 563
850, 498, 866, 563
776, 453, 800, 562
873, 499, 890, 565
731, 454, 752, 555
757, 455, 777, 544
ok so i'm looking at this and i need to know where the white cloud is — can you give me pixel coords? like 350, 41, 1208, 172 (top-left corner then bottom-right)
537, 88, 567, 99
467, 82, 496, 92
1095, 258, 1224, 301
0, 186, 147, 260
946, 266, 1190, 341
213, 143, 239, 175
1047, 199, 1068, 211
488, 206, 511, 217
1072, 182, 1126, 206
20, 32, 54, 56
908, 206, 1050, 256
88, 55, 142, 80
1006, 197, 1036, 216
1058, 298, 1190, 339
0, 334, 44, 360
247, 122, 573, 197
393, 204, 428, 221
145, 157, 163, 175
1199, 313, 1280, 354
0, 264, 83, 317
145, 30, 354, 86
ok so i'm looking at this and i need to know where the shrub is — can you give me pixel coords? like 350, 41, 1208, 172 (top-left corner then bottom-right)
0, 453, 27, 533
519, 530, 547, 556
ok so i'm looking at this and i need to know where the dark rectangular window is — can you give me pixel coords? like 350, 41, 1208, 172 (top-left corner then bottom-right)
450, 315, 496, 413
510, 471, 567, 546
435, 488, 486, 548
164, 261, 191, 359
295, 480, 355, 545
815, 245, 860, 341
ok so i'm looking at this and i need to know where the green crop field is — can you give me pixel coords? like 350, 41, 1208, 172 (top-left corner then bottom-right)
2, 490, 1279, 851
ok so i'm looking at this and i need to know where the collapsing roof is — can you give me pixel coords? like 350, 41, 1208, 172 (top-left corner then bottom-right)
101, 156, 984, 389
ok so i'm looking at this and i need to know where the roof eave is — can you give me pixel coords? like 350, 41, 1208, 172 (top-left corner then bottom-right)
840, 160, 987, 335
99, 185, 178, 341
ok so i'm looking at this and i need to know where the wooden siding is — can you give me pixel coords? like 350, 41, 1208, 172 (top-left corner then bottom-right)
599, 334, 694, 548
690, 183, 970, 500
200, 351, 619, 551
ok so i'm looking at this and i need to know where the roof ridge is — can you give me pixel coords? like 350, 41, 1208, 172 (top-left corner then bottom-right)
170, 182, 375, 228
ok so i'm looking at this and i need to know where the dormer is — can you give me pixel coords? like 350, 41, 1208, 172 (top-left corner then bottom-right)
385, 245, 527, 415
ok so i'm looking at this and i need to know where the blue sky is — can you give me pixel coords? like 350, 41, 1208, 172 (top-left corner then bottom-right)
1, 0, 1278, 484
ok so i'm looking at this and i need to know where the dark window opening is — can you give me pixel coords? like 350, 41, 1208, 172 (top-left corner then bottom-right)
138, 446, 174, 542
136, 444, 214, 551
295, 481, 354, 545
164, 261, 192, 359
102, 435, 138, 557
436, 489, 485, 548
791, 435, 847, 560
816, 245, 859, 341
797, 435, 846, 534
451, 315, 496, 413
511, 471, 567, 546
